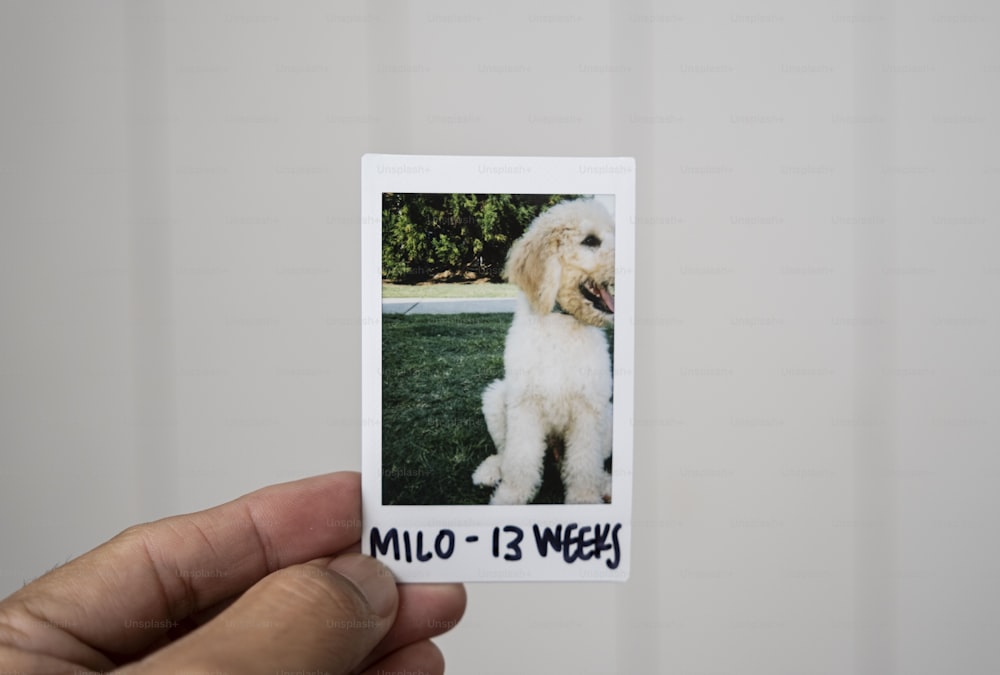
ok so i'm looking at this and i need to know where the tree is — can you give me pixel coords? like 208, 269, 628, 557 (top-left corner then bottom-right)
382, 193, 581, 282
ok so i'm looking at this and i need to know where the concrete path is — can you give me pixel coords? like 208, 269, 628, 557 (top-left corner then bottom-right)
382, 297, 516, 314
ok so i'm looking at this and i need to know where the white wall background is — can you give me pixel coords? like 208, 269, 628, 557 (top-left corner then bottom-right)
1, 1, 998, 673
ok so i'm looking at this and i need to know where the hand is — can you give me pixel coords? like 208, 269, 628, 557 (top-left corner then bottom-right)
0, 472, 466, 674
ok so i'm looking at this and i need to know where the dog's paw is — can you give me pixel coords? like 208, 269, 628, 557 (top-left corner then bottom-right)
565, 473, 612, 505
600, 471, 612, 502
564, 489, 604, 505
565, 471, 611, 504
472, 454, 502, 487
489, 483, 532, 505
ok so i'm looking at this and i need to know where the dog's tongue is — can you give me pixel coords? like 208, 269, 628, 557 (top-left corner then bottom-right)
599, 285, 615, 314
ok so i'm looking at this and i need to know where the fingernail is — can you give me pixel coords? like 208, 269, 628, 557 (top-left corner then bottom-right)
326, 553, 397, 618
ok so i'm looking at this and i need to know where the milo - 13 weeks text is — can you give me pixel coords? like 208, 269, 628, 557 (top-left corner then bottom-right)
370, 522, 623, 570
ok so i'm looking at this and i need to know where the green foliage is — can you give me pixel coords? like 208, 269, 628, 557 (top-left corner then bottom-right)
381, 193, 582, 282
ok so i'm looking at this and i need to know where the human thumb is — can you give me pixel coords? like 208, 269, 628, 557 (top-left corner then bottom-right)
129, 553, 398, 674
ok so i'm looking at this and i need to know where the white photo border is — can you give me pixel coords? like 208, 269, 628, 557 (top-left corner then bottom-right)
361, 154, 635, 582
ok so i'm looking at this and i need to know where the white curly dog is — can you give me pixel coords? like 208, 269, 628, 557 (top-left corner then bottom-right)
472, 199, 615, 505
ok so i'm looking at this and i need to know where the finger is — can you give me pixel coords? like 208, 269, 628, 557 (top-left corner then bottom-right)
0, 472, 363, 667
121, 544, 369, 661
163, 543, 367, 638
0, 643, 86, 675
127, 554, 398, 675
149, 576, 466, 672
359, 639, 445, 675
357, 583, 466, 671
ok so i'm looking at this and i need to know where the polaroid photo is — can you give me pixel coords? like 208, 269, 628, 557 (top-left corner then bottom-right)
361, 154, 635, 582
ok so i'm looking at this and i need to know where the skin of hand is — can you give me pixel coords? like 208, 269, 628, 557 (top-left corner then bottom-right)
0, 472, 466, 674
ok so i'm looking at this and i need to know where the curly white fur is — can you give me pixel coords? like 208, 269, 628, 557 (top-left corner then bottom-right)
472, 199, 615, 505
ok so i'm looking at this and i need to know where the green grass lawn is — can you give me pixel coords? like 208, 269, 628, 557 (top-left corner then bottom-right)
382, 313, 507, 505
382, 282, 518, 299
382, 313, 613, 505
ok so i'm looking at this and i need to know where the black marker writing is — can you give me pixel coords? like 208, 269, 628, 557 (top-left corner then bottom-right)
370, 527, 456, 563
491, 525, 524, 561
370, 522, 623, 570
532, 522, 622, 569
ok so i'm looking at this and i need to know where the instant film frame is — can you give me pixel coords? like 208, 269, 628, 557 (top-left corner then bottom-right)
362, 154, 635, 582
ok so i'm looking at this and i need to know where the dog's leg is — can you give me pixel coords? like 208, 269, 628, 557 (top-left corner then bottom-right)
482, 379, 507, 453
562, 410, 610, 504
600, 402, 613, 458
489, 405, 546, 505
599, 403, 613, 501
473, 379, 506, 487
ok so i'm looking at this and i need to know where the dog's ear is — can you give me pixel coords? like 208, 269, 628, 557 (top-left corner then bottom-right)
505, 225, 561, 314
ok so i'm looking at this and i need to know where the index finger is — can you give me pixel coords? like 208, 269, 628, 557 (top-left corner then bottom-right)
0, 471, 363, 665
